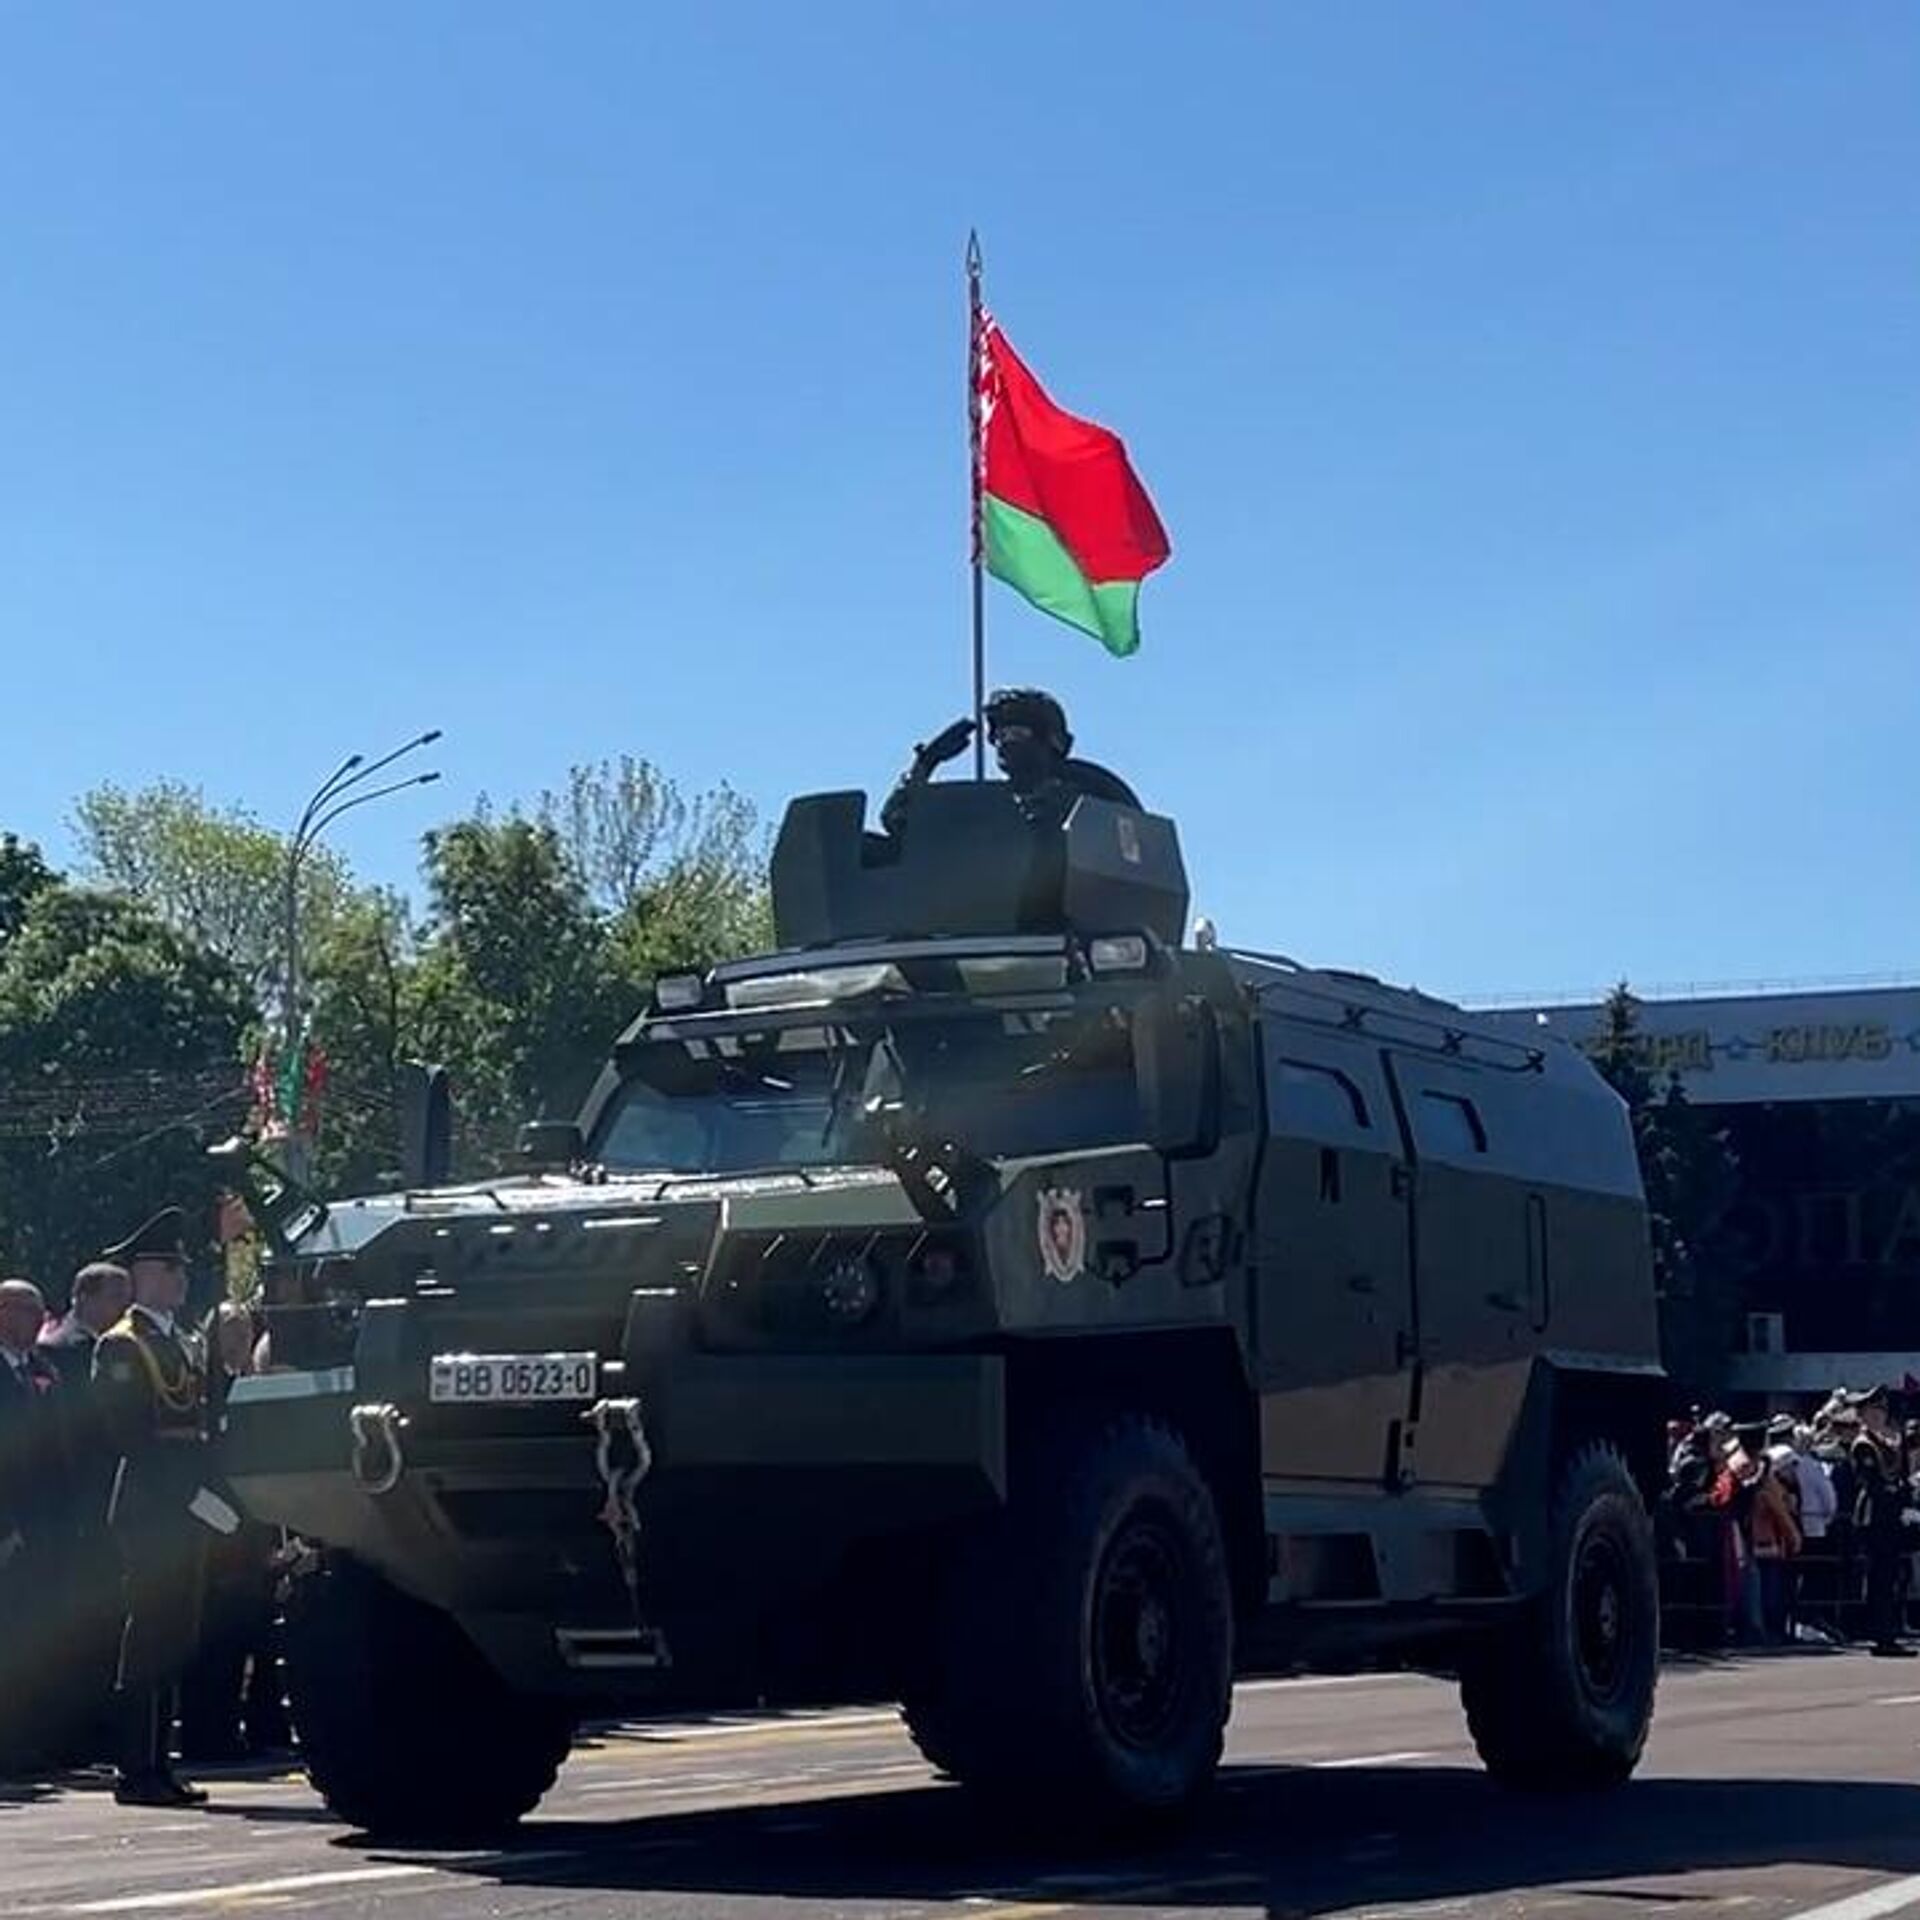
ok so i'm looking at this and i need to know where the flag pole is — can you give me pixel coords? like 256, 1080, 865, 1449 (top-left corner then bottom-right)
967, 229, 986, 781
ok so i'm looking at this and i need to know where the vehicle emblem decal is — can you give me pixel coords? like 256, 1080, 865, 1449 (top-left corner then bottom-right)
1116, 815, 1142, 866
1037, 1186, 1087, 1285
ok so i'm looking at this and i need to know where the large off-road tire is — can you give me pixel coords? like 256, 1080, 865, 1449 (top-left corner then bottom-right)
902, 1416, 1233, 1820
1460, 1442, 1659, 1790
281, 1553, 574, 1839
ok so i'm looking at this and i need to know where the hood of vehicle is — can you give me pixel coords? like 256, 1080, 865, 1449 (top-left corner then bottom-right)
289, 1165, 925, 1267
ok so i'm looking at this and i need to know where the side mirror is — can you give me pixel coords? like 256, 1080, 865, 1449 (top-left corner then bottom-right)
397, 1062, 453, 1189
1133, 993, 1221, 1158
518, 1120, 584, 1172
879, 1103, 997, 1226
206, 1135, 327, 1258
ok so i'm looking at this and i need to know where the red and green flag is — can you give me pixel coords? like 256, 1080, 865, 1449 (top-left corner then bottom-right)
975, 313, 1170, 658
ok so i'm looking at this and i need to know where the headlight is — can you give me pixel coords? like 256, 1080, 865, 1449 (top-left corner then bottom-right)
908, 1239, 970, 1305
819, 1253, 882, 1326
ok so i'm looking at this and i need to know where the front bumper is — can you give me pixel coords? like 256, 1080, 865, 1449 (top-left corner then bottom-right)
224, 1351, 1005, 1695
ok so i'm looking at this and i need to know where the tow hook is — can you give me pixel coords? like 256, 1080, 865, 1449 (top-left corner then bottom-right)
348, 1402, 409, 1496
585, 1396, 670, 1666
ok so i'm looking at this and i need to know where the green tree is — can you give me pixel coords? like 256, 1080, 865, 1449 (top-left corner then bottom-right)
301, 890, 418, 1196
71, 780, 351, 997
0, 879, 252, 1300
0, 833, 56, 946
38, 758, 777, 1212
411, 817, 623, 1170
537, 757, 772, 983
1590, 982, 1742, 1395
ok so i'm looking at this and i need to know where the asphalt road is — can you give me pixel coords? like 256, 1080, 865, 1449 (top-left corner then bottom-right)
11, 1653, 1920, 1920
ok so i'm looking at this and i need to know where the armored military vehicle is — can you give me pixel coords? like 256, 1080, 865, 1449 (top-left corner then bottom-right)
223, 781, 1663, 1839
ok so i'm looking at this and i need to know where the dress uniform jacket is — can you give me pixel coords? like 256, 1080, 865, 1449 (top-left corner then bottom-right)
92, 1307, 211, 1778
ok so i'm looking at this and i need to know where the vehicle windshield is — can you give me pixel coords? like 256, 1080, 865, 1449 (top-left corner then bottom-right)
592, 997, 1141, 1175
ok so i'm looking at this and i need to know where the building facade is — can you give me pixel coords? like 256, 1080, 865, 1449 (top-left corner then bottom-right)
1494, 986, 1920, 1398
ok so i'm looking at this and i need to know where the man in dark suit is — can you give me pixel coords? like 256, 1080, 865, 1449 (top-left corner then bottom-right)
39, 1261, 132, 1394
94, 1211, 215, 1808
37, 1260, 132, 1764
0, 1276, 65, 1772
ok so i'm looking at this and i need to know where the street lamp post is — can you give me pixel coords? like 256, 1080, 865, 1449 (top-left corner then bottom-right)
279, 731, 442, 1153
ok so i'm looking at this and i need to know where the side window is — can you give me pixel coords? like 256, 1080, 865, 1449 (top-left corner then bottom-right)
1272, 1058, 1371, 1137
1417, 1089, 1487, 1156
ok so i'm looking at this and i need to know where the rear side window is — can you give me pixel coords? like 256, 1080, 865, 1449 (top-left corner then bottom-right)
1272, 1059, 1371, 1135
1418, 1090, 1487, 1156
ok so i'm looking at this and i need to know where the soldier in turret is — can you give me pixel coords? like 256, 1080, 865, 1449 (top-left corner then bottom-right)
881, 687, 1140, 838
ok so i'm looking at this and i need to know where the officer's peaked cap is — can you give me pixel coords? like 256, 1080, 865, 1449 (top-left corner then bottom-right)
102, 1206, 189, 1266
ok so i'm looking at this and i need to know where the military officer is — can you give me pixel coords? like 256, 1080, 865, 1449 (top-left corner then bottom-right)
93, 1209, 214, 1807
881, 688, 1141, 838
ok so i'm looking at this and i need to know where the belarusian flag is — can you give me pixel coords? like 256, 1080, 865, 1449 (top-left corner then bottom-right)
977, 313, 1170, 658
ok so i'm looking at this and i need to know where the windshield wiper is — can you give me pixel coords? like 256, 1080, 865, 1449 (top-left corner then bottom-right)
820, 1041, 856, 1148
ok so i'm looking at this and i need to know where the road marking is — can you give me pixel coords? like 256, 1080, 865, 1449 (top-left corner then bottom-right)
957, 1871, 1261, 1919
575, 1717, 902, 1761
1783, 1876, 1920, 1920
613, 1706, 904, 1742
1873, 1694, 1920, 1707
67, 1866, 433, 1913
583, 1674, 1420, 1749
1239, 1672, 1425, 1695
1310, 1749, 1437, 1770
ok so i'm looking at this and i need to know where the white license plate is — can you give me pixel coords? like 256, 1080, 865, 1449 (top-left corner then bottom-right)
429, 1352, 598, 1405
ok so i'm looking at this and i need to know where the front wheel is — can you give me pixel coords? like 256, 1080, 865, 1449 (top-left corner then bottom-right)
1461, 1442, 1659, 1789
282, 1553, 574, 1839
902, 1416, 1234, 1820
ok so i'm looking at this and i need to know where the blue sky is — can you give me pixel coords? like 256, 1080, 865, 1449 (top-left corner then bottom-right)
2, 6, 1915, 1001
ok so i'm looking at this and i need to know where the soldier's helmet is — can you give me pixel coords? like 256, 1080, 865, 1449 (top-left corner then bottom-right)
984, 687, 1072, 757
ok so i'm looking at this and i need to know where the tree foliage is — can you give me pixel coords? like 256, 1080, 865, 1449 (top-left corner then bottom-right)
0, 756, 775, 1280
0, 874, 252, 1300
537, 756, 772, 966
71, 781, 351, 997
403, 764, 772, 1171
0, 833, 56, 947
1589, 982, 1743, 1396
301, 890, 416, 1197
411, 816, 622, 1167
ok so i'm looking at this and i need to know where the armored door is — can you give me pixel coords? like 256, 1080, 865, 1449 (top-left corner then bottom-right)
1253, 1034, 1416, 1485
1382, 1051, 1535, 1492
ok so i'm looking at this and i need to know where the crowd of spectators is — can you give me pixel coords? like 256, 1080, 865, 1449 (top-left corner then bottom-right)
1659, 1387, 1920, 1656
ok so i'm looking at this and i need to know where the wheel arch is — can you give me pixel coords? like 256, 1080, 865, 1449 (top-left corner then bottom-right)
1493, 1357, 1668, 1598
1004, 1327, 1264, 1623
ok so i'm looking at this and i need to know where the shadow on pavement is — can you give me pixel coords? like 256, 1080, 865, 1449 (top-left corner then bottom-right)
0, 1754, 302, 1809
337, 1766, 1920, 1916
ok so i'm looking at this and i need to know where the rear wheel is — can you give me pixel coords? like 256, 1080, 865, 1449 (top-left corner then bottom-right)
902, 1416, 1233, 1820
1461, 1443, 1658, 1789
282, 1553, 573, 1839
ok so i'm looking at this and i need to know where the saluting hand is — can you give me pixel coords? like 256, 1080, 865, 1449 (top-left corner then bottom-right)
915, 716, 976, 771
